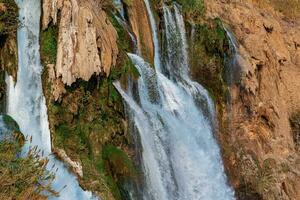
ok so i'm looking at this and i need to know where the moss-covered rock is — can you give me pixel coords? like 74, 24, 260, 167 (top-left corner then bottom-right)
188, 18, 230, 105
0, 114, 23, 144
177, 0, 205, 23
40, 23, 58, 65
102, 144, 139, 200
40, 3, 141, 199
42, 66, 138, 199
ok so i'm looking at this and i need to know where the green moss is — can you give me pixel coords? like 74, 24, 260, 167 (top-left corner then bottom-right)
41, 4, 140, 199
189, 18, 230, 105
109, 13, 140, 86
45, 72, 135, 198
40, 24, 58, 64
102, 145, 138, 200
111, 56, 139, 81
102, 145, 136, 178
2, 114, 20, 132
110, 15, 132, 52
177, 0, 205, 23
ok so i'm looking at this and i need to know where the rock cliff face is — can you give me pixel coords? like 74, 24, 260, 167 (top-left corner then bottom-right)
124, 0, 154, 63
38, 0, 300, 199
41, 1, 140, 199
42, 0, 118, 86
205, 0, 300, 199
0, 36, 18, 80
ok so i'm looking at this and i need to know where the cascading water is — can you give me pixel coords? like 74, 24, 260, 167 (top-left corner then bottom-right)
114, 2, 236, 200
6, 0, 96, 199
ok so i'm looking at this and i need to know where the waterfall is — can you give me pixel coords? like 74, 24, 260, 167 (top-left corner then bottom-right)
6, 0, 96, 199
224, 25, 243, 86
114, 3, 236, 200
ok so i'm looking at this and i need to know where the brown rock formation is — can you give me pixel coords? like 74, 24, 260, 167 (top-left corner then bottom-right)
0, 36, 18, 80
42, 0, 118, 86
206, 0, 300, 199
124, 0, 154, 63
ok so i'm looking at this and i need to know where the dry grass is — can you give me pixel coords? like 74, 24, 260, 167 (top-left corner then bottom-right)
0, 142, 58, 199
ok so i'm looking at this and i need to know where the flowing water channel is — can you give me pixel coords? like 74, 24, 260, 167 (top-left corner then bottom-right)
114, 2, 236, 200
5, 0, 236, 199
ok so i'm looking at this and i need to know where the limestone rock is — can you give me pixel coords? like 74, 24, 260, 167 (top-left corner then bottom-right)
54, 148, 83, 178
42, 0, 118, 86
206, 0, 300, 199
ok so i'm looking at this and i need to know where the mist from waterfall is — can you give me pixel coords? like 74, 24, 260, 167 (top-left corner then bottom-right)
114, 2, 236, 200
6, 0, 97, 199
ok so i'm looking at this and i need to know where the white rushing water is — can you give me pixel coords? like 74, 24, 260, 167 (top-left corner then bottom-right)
114, 2, 236, 200
6, 0, 96, 199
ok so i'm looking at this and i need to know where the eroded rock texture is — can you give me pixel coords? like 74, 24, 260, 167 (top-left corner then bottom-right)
42, 0, 118, 86
206, 0, 300, 199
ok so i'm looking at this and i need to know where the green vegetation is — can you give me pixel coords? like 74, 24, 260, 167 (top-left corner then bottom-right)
38, 5, 141, 199
102, 145, 137, 181
110, 15, 133, 52
3, 114, 20, 131
40, 24, 58, 64
109, 12, 140, 85
0, 115, 57, 200
188, 18, 230, 105
101, 144, 138, 199
177, 0, 205, 23
0, 0, 19, 36
0, 142, 57, 200
43, 70, 136, 199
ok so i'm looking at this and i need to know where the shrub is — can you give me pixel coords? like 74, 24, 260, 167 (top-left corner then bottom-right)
0, 142, 57, 199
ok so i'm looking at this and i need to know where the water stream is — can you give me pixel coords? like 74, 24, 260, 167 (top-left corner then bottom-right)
5, 0, 236, 199
114, 2, 236, 200
6, 0, 96, 199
